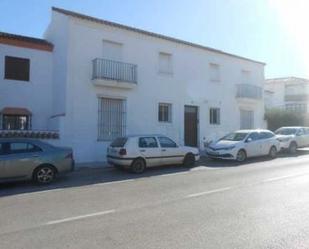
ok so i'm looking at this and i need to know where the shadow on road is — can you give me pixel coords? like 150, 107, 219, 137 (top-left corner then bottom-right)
1, 149, 309, 198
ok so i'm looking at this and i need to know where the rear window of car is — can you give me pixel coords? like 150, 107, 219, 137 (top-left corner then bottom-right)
110, 137, 128, 147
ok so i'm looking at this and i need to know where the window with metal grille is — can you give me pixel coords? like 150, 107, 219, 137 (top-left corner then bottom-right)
98, 98, 126, 141
209, 108, 220, 125
5, 56, 30, 81
2, 115, 31, 130
158, 103, 172, 123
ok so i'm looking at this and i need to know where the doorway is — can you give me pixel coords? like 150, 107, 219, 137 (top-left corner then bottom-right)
184, 105, 198, 147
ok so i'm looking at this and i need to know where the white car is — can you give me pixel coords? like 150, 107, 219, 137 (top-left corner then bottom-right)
107, 135, 200, 173
275, 127, 309, 153
206, 129, 280, 162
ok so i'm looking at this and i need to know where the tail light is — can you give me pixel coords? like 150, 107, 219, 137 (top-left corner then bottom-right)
119, 148, 127, 156
65, 152, 74, 159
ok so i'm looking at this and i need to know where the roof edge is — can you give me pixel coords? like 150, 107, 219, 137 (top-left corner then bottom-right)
52, 6, 265, 65
0, 31, 53, 52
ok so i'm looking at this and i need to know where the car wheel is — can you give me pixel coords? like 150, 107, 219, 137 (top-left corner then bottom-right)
130, 158, 146, 173
183, 153, 195, 167
33, 165, 56, 184
269, 146, 277, 159
289, 142, 297, 154
236, 150, 246, 162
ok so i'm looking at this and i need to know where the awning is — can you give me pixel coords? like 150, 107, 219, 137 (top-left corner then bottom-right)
1, 107, 32, 115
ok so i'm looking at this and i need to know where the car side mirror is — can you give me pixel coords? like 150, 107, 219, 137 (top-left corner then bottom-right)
246, 137, 252, 143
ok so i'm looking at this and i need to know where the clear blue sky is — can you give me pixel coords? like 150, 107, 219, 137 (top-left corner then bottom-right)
0, 0, 308, 79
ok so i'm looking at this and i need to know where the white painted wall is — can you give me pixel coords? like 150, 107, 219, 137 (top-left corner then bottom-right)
46, 12, 265, 163
0, 44, 53, 130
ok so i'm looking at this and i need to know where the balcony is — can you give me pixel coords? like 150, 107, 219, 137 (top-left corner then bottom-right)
92, 58, 137, 89
236, 84, 263, 102
284, 94, 309, 101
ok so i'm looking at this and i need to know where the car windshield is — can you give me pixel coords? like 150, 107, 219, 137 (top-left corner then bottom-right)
220, 132, 248, 141
275, 128, 297, 135
110, 137, 128, 147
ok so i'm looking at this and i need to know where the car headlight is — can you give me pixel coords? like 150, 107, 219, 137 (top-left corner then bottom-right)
277, 137, 291, 142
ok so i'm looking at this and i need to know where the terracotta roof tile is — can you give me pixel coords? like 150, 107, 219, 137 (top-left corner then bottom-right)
0, 31, 53, 51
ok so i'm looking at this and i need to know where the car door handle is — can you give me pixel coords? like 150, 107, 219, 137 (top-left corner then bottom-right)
32, 155, 39, 158
140, 150, 146, 152
161, 149, 166, 152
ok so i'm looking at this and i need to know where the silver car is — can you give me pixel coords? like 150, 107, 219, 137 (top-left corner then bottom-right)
0, 138, 74, 184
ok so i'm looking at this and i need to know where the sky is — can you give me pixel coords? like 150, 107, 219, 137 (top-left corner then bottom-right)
0, 0, 308, 79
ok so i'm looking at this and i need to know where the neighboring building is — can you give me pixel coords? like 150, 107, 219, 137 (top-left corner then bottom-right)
0, 32, 53, 131
265, 77, 309, 113
0, 7, 266, 163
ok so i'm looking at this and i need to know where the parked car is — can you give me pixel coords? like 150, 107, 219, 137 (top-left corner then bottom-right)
275, 127, 309, 153
107, 135, 200, 173
0, 138, 74, 184
206, 129, 280, 162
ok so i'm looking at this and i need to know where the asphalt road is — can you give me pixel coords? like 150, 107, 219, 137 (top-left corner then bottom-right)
1, 151, 309, 249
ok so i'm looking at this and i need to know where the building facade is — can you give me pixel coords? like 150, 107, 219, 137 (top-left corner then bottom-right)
0, 7, 266, 163
265, 77, 309, 113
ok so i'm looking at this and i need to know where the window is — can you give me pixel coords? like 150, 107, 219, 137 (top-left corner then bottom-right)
0, 143, 4, 155
139, 137, 158, 148
209, 108, 220, 125
102, 40, 123, 61
159, 52, 173, 74
98, 98, 126, 141
158, 103, 172, 123
240, 110, 254, 129
9, 143, 41, 154
5, 56, 30, 81
158, 136, 177, 148
247, 132, 259, 141
241, 70, 251, 84
260, 132, 274, 139
110, 137, 128, 148
209, 63, 220, 82
2, 115, 30, 130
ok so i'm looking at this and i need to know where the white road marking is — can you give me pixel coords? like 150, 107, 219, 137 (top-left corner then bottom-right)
262, 173, 306, 183
46, 209, 116, 225
92, 179, 135, 186
185, 187, 232, 198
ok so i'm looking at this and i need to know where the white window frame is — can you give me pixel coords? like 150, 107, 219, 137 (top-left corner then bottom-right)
209, 107, 220, 125
158, 103, 172, 123
158, 52, 173, 74
209, 63, 220, 82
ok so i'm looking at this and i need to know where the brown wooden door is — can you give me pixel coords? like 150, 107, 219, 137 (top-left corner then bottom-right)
184, 105, 198, 147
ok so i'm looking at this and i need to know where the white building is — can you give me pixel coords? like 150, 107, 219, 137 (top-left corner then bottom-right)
0, 7, 266, 163
265, 77, 309, 112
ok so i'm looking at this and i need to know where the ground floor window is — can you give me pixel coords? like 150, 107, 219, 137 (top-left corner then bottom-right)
98, 97, 126, 141
209, 108, 220, 125
240, 110, 254, 129
2, 114, 31, 130
158, 103, 172, 123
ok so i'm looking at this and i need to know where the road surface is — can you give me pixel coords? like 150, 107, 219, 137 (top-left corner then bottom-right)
1, 152, 309, 248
